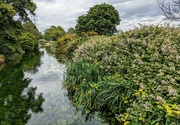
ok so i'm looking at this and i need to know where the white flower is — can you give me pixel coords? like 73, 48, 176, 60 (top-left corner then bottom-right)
168, 86, 178, 96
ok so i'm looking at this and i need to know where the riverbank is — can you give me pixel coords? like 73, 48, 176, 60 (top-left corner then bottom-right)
63, 25, 180, 124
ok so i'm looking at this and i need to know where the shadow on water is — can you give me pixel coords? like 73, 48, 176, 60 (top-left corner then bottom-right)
0, 51, 45, 125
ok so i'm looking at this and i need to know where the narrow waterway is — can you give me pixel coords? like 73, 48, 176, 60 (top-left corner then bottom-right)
0, 48, 108, 125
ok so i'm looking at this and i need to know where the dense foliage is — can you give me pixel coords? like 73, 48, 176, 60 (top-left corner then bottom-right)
64, 25, 180, 124
0, 0, 38, 61
43, 26, 66, 41
55, 34, 78, 55
75, 3, 120, 36
23, 21, 41, 40
55, 32, 98, 60
0, 0, 36, 21
67, 27, 75, 34
0, 18, 38, 61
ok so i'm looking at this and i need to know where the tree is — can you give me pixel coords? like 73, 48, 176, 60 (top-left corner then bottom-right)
43, 26, 66, 41
0, 0, 36, 21
158, 0, 180, 21
67, 27, 75, 34
0, 1, 38, 61
75, 3, 121, 36
23, 21, 41, 40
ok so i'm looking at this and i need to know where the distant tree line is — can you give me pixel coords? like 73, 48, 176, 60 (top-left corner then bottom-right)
43, 3, 121, 40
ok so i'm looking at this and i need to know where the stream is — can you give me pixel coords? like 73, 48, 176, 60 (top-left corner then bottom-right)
0, 48, 108, 125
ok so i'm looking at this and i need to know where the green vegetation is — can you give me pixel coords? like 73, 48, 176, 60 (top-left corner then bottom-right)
75, 3, 120, 36
63, 25, 180, 124
1, 1, 180, 124
43, 26, 66, 41
0, 0, 36, 22
55, 32, 98, 63
0, 0, 39, 62
0, 51, 44, 125
55, 34, 78, 55
23, 21, 42, 40
67, 27, 76, 34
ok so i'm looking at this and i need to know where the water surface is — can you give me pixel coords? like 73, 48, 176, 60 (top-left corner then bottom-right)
0, 48, 108, 125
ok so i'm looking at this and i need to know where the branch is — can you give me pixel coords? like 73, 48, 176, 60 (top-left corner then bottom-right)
158, 0, 180, 21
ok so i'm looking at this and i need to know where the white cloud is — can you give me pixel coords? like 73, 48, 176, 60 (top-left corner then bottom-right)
32, 0, 173, 33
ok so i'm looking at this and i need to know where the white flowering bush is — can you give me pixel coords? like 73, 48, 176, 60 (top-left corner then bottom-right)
64, 25, 180, 124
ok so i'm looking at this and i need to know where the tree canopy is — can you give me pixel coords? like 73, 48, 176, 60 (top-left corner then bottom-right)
0, 0, 38, 61
75, 3, 121, 36
23, 21, 41, 40
43, 26, 66, 41
67, 27, 75, 34
0, 0, 36, 21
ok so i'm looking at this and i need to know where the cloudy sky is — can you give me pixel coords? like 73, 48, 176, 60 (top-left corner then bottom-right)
32, 0, 172, 33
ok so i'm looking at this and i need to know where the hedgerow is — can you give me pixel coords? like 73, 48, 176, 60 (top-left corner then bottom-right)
64, 25, 180, 124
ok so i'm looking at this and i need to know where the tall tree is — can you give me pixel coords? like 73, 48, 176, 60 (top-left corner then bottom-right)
67, 27, 75, 34
43, 26, 66, 41
75, 3, 121, 36
0, 0, 36, 21
158, 0, 180, 21
0, 0, 38, 61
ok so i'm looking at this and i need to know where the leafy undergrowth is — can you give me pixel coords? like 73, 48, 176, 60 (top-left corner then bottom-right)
64, 25, 180, 125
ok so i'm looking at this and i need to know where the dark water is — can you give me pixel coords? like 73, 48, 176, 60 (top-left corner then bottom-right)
0, 48, 108, 125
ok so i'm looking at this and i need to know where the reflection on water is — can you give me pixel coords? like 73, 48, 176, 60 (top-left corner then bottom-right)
0, 48, 108, 125
26, 48, 107, 125
0, 51, 44, 125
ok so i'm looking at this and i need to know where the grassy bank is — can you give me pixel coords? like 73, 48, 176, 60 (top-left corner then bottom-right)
62, 25, 180, 124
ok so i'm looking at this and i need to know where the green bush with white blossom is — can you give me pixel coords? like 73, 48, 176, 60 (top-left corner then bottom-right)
64, 25, 180, 124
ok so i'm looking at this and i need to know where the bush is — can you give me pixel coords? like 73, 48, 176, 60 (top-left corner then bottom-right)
81, 31, 98, 37
19, 32, 38, 52
55, 34, 77, 55
55, 33, 96, 60
64, 25, 180, 124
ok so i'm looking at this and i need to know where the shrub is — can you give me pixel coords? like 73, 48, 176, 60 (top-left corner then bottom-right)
55, 34, 96, 61
64, 25, 180, 124
19, 32, 38, 52
55, 34, 77, 55
81, 31, 98, 37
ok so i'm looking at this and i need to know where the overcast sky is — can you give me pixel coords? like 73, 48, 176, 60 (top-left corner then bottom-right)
32, 0, 172, 33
